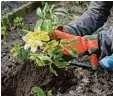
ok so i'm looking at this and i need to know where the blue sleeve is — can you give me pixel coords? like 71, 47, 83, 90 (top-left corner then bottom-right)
98, 28, 113, 59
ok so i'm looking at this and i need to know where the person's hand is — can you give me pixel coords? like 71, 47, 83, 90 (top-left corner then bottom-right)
52, 27, 99, 67
54, 29, 98, 55
50, 25, 66, 40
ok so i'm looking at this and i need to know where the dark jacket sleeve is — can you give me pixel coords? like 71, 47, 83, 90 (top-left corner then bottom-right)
98, 28, 113, 60
64, 1, 113, 36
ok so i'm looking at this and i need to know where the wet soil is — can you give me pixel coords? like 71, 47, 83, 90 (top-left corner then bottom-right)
1, 1, 30, 16
1, 1, 113, 96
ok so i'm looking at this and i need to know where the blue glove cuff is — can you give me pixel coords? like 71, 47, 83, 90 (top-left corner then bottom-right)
99, 54, 113, 71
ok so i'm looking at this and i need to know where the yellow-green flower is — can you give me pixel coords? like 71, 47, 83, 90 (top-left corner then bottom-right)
22, 29, 50, 53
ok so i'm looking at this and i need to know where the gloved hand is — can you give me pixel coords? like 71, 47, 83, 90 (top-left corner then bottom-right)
99, 54, 113, 71
54, 29, 98, 55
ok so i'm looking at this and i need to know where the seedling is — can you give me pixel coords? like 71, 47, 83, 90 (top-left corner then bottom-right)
32, 86, 54, 96
1, 24, 7, 37
1, 18, 9, 37
14, 17, 24, 28
10, 43, 30, 63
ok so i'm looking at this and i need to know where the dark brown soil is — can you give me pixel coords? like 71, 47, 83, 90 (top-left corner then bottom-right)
1, 1, 30, 16
1, 1, 113, 96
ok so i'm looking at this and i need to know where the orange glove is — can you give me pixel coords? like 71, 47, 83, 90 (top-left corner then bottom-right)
54, 29, 98, 55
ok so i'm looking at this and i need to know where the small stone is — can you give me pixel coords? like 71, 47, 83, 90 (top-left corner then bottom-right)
7, 64, 12, 68
4, 67, 9, 73
69, 90, 74, 95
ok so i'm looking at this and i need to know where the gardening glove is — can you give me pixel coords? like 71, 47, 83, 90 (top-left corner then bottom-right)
99, 54, 113, 71
54, 29, 98, 55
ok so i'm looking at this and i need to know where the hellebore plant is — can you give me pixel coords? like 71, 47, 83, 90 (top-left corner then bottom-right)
10, 2, 78, 75
22, 29, 50, 53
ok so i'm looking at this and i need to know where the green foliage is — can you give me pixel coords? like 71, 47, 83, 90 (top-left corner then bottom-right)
60, 39, 78, 57
10, 44, 30, 63
11, 2, 78, 75
30, 47, 68, 76
1, 24, 7, 37
14, 17, 24, 28
68, 49, 78, 57
1, 18, 9, 37
17, 48, 30, 63
35, 2, 68, 33
60, 39, 77, 46
32, 86, 54, 96
1, 16, 24, 38
32, 86, 46, 96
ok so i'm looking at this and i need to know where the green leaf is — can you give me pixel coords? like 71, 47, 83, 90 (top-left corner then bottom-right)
30, 54, 45, 67
41, 20, 53, 33
38, 55, 52, 63
32, 86, 46, 96
36, 59, 45, 67
47, 90, 53, 96
66, 39, 77, 46
43, 2, 49, 17
60, 39, 66, 45
49, 4, 55, 12
53, 48, 63, 60
53, 52, 63, 60
49, 65, 58, 76
54, 61, 68, 68
36, 8, 44, 18
60, 39, 77, 46
17, 48, 30, 63
34, 19, 43, 31
68, 49, 78, 57
47, 40, 58, 47
54, 12, 66, 16
54, 8, 68, 14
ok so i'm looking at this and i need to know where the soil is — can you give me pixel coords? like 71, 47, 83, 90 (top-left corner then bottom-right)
1, 1, 113, 96
1, 1, 30, 16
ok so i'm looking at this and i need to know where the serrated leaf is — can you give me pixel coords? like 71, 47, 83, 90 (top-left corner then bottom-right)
50, 4, 55, 12
53, 52, 63, 60
17, 48, 30, 63
34, 19, 43, 31
47, 40, 58, 47
66, 39, 77, 46
36, 8, 44, 18
36, 59, 44, 67
38, 55, 52, 63
49, 65, 58, 76
43, 2, 49, 17
60, 39, 77, 46
53, 48, 63, 60
54, 61, 68, 68
68, 49, 78, 57
60, 39, 66, 45
32, 86, 46, 96
41, 20, 53, 33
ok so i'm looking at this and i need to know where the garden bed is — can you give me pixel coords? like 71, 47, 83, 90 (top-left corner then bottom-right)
1, 1, 113, 96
